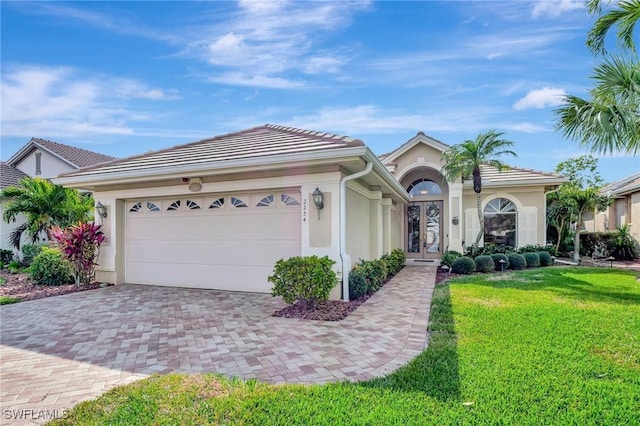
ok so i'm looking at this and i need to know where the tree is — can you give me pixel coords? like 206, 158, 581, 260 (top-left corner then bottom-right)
441, 131, 517, 248
554, 154, 604, 188
564, 186, 611, 262
0, 177, 93, 249
555, 0, 640, 155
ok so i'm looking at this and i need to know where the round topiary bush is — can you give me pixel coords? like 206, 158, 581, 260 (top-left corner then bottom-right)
474, 255, 495, 273
452, 256, 476, 274
30, 247, 73, 286
441, 250, 462, 268
523, 252, 540, 267
491, 253, 509, 271
507, 253, 527, 270
537, 251, 552, 267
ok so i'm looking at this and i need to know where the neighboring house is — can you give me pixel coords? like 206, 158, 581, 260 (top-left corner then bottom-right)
54, 125, 566, 300
1, 138, 116, 250
597, 172, 640, 241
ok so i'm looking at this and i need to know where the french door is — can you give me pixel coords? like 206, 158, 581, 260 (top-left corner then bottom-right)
406, 201, 443, 259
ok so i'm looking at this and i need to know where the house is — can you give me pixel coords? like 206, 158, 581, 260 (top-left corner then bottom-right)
53, 125, 565, 300
601, 172, 640, 241
1, 138, 116, 250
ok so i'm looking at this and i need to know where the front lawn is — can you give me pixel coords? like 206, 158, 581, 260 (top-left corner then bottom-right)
52, 267, 640, 425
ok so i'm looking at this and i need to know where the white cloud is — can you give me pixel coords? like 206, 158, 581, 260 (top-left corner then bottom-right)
1, 65, 178, 138
513, 87, 566, 110
190, 1, 370, 88
532, 0, 583, 18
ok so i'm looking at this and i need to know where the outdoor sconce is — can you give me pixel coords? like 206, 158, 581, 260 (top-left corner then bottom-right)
312, 187, 324, 219
95, 202, 108, 219
452, 216, 459, 225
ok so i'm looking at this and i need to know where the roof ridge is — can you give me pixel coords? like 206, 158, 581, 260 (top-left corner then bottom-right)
264, 124, 364, 146
31, 137, 117, 161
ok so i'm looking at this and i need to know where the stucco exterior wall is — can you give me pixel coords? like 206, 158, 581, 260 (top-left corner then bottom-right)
345, 185, 372, 263
630, 192, 640, 242
14, 150, 74, 179
461, 186, 548, 247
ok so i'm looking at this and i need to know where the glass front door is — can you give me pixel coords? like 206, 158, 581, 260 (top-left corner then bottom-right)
406, 201, 443, 259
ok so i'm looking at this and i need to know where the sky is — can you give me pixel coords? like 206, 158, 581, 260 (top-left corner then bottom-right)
1, 0, 639, 184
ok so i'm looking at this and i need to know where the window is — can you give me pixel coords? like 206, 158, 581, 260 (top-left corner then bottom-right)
35, 152, 42, 175
256, 195, 274, 207
167, 200, 181, 211
209, 198, 224, 209
129, 202, 142, 213
146, 202, 160, 212
484, 198, 517, 247
231, 197, 248, 208
407, 179, 442, 197
281, 194, 300, 206
186, 200, 201, 210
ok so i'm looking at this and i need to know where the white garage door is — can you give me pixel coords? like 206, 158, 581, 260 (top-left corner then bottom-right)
125, 192, 301, 293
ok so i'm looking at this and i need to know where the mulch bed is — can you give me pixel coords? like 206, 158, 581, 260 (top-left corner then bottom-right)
0, 270, 101, 303
273, 295, 372, 321
436, 268, 463, 285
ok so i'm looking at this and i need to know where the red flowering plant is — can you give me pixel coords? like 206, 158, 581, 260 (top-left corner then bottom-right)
52, 222, 106, 286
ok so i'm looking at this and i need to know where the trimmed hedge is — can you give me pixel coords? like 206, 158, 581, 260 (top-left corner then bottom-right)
349, 249, 405, 300
523, 252, 540, 268
269, 255, 338, 306
30, 247, 73, 286
491, 253, 509, 271
508, 253, 527, 270
538, 251, 552, 267
441, 250, 462, 268
474, 255, 495, 273
452, 256, 476, 274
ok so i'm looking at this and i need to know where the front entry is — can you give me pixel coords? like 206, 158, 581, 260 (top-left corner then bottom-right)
406, 201, 443, 259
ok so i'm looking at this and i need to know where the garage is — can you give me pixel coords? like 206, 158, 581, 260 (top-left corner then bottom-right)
125, 191, 301, 292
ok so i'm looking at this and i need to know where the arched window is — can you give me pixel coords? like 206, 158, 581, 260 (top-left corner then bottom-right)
407, 179, 442, 197
484, 198, 517, 247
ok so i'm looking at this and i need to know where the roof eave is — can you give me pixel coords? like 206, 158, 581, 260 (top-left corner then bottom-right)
53, 146, 370, 188
7, 139, 79, 169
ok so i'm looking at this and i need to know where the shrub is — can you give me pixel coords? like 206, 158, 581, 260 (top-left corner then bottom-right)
609, 224, 639, 260
491, 253, 509, 271
474, 255, 495, 273
7, 260, 21, 274
481, 244, 511, 255
386, 248, 406, 275
538, 251, 553, 266
441, 250, 462, 268
452, 256, 476, 274
359, 258, 389, 292
21, 243, 46, 266
348, 266, 369, 300
508, 253, 527, 270
52, 222, 106, 286
523, 252, 540, 267
269, 255, 338, 306
0, 249, 13, 264
518, 244, 557, 256
30, 247, 73, 286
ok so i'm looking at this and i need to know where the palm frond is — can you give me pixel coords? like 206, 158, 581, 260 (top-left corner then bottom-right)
587, 0, 640, 54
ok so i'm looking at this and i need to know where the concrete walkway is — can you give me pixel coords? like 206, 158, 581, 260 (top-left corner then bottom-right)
0, 266, 436, 425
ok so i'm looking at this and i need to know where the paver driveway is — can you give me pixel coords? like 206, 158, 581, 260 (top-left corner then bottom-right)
0, 266, 435, 425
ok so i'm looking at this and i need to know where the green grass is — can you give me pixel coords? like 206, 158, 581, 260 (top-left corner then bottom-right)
0, 296, 21, 305
51, 267, 640, 425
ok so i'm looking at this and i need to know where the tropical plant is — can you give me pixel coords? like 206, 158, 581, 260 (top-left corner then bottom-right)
564, 186, 611, 262
441, 131, 517, 247
0, 177, 93, 249
609, 224, 639, 260
555, 0, 640, 155
52, 222, 106, 286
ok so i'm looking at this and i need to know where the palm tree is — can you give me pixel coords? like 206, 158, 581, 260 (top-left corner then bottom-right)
441, 131, 517, 248
555, 0, 640, 155
1, 177, 93, 249
563, 186, 611, 263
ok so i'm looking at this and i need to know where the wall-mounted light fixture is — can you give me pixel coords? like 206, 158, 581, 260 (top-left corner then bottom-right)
452, 216, 459, 225
187, 177, 202, 192
312, 187, 324, 219
95, 201, 108, 219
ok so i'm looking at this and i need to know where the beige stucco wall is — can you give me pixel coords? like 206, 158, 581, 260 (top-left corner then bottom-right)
345, 185, 372, 263
461, 186, 547, 247
631, 192, 640, 242
393, 143, 445, 181
15, 150, 75, 179
90, 170, 346, 299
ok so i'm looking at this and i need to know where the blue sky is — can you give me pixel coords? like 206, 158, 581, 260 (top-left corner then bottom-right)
1, 0, 638, 183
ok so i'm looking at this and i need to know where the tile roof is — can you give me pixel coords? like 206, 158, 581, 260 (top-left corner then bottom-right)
61, 124, 365, 178
601, 171, 640, 196
28, 138, 116, 168
1, 162, 28, 189
471, 164, 566, 186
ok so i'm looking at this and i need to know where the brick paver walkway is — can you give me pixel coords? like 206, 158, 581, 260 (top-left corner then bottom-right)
0, 266, 435, 425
